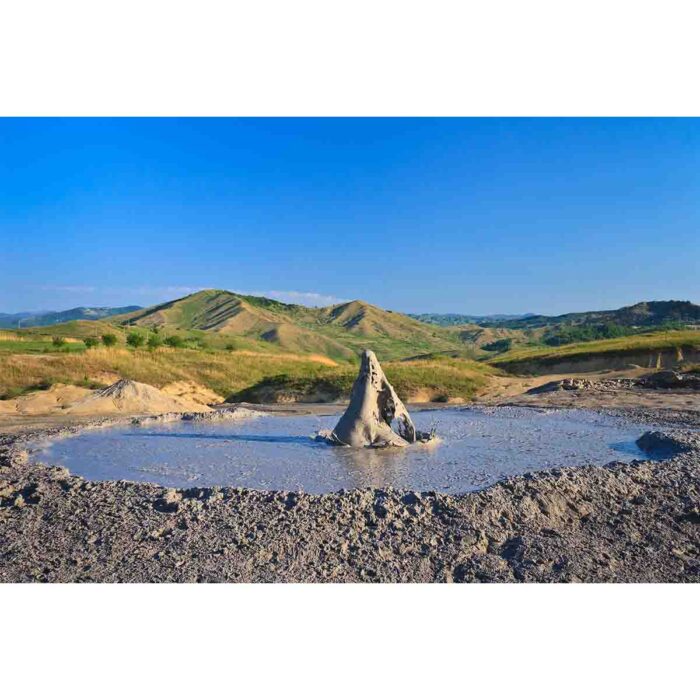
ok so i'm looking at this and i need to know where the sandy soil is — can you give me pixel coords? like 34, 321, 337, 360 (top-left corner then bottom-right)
1, 377, 699, 582
161, 381, 224, 406
0, 379, 216, 418
0, 384, 93, 415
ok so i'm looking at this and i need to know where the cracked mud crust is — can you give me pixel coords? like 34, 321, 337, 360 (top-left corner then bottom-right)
0, 401, 698, 583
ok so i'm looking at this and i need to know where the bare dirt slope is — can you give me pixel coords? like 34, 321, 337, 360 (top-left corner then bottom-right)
0, 379, 216, 418
64, 379, 212, 415
0, 384, 93, 415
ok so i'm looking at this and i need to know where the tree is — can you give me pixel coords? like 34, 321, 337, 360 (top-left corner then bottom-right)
84, 337, 99, 349
52, 336, 66, 348
164, 335, 185, 348
126, 331, 145, 348
147, 335, 162, 351
101, 333, 118, 347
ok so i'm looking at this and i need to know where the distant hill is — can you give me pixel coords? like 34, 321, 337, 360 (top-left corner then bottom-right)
12, 294, 698, 362
0, 306, 142, 329
410, 312, 535, 327
116, 289, 465, 361
492, 300, 700, 329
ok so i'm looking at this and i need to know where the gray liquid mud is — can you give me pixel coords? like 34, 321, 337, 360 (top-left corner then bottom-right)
31, 407, 661, 494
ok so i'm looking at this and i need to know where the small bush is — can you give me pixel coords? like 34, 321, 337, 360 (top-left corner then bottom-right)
101, 333, 118, 347
52, 336, 66, 348
482, 338, 513, 353
84, 337, 99, 349
164, 335, 185, 348
126, 332, 145, 348
147, 335, 163, 351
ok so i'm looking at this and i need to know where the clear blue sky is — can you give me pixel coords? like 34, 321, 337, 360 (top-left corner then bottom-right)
1, 118, 698, 315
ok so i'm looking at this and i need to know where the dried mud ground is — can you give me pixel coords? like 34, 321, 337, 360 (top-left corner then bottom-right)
1, 388, 699, 583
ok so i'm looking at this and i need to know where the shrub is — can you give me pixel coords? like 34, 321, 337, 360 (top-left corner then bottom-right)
84, 337, 99, 349
126, 332, 145, 348
482, 338, 513, 353
164, 335, 185, 348
101, 333, 118, 347
147, 335, 163, 351
52, 336, 66, 348
543, 322, 634, 347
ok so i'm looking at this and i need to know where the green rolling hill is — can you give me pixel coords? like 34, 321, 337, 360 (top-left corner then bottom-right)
114, 289, 467, 361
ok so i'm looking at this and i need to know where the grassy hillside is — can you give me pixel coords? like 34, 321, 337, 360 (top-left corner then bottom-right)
0, 346, 497, 404
490, 329, 700, 372
410, 312, 535, 326
230, 356, 499, 403
490, 300, 700, 330
0, 347, 345, 400
115, 289, 466, 360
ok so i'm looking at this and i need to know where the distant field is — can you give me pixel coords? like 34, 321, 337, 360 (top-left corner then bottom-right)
491, 329, 700, 371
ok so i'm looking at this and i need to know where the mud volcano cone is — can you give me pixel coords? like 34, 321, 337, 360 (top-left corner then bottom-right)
331, 350, 433, 447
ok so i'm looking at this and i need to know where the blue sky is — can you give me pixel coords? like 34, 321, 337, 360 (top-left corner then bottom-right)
1, 118, 698, 315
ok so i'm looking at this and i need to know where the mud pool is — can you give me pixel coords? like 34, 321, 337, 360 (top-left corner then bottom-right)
27, 407, 666, 494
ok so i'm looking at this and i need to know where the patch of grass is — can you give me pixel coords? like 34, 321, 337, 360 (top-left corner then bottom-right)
0, 338, 86, 354
231, 356, 499, 403
0, 379, 54, 401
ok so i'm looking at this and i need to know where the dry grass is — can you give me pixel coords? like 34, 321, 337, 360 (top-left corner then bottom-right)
0, 347, 499, 403
0, 347, 344, 399
232, 356, 499, 403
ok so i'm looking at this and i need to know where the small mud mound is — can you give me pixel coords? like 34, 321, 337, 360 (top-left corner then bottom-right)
65, 379, 212, 416
161, 381, 224, 406
0, 384, 93, 415
639, 370, 700, 390
528, 377, 637, 394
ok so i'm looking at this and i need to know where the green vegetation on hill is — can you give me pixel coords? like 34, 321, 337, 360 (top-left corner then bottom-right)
0, 347, 497, 404
116, 289, 467, 361
490, 329, 700, 371
410, 313, 535, 326
4, 292, 700, 403
489, 300, 700, 330
231, 356, 499, 403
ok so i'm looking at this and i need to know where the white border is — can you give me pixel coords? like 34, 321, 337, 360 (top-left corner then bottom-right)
2, 584, 698, 697
2, 0, 700, 116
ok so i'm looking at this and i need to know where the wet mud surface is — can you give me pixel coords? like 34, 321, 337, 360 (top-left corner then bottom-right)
30, 407, 662, 493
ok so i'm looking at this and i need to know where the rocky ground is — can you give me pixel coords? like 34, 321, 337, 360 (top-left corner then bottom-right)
0, 387, 698, 582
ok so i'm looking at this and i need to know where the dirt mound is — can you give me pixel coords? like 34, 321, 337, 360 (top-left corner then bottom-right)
65, 379, 212, 416
0, 384, 93, 415
527, 377, 637, 394
639, 370, 700, 390
161, 381, 224, 406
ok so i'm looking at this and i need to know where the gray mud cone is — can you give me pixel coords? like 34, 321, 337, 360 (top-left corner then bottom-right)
329, 350, 433, 447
